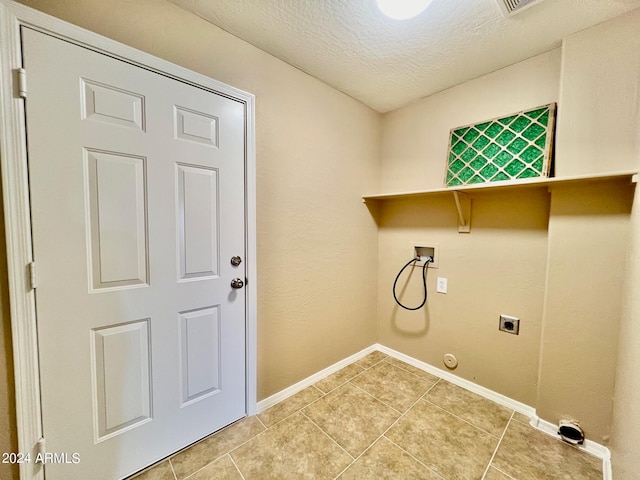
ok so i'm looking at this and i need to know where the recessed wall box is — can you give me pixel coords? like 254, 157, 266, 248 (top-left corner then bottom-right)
411, 243, 439, 269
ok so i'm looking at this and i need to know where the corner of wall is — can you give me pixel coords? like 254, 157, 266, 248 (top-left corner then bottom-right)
538, 5, 640, 451
609, 8, 640, 479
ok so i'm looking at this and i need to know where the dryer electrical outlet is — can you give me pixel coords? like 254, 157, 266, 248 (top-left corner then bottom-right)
499, 315, 520, 335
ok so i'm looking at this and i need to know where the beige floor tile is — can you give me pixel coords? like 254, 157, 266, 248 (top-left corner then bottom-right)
425, 381, 512, 437
353, 350, 388, 369
130, 460, 175, 480
303, 382, 400, 456
129, 352, 602, 480
314, 363, 365, 393
257, 385, 324, 427
387, 399, 499, 479
185, 455, 242, 480
338, 437, 443, 479
384, 357, 440, 383
483, 466, 515, 480
170, 416, 265, 479
511, 412, 531, 425
491, 420, 602, 480
231, 412, 352, 480
350, 361, 433, 412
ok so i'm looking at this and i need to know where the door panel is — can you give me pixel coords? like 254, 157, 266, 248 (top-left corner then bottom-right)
86, 149, 149, 290
176, 163, 219, 281
81, 79, 146, 131
91, 320, 152, 442
22, 28, 246, 479
179, 306, 222, 406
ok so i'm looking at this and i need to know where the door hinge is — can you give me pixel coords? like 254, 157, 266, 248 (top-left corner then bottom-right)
17, 68, 27, 98
34, 437, 45, 463
28, 261, 37, 289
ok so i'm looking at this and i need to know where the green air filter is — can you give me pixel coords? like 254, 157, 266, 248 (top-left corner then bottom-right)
444, 103, 555, 187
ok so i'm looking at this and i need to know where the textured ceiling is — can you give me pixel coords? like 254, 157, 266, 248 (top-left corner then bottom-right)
170, 0, 640, 113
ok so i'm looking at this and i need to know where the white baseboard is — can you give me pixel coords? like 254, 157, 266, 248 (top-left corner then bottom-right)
256, 343, 611, 480
374, 344, 537, 417
256, 344, 378, 412
529, 416, 612, 480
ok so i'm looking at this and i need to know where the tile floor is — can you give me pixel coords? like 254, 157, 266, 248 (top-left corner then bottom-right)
131, 351, 603, 480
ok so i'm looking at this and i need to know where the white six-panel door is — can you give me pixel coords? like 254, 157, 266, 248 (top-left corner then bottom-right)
22, 27, 247, 479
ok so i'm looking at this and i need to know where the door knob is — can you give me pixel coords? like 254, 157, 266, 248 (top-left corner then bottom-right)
230, 256, 242, 266
231, 278, 244, 289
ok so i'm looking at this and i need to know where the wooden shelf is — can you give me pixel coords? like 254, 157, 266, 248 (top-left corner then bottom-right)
363, 170, 638, 233
362, 170, 638, 202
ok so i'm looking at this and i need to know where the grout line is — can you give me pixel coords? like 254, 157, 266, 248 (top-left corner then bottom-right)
181, 418, 272, 477
346, 362, 439, 414
249, 351, 603, 480
312, 370, 365, 396
393, 398, 443, 474
329, 363, 446, 478
480, 411, 515, 480
356, 354, 389, 371
331, 439, 375, 480
377, 392, 447, 477
422, 397, 507, 440
383, 357, 441, 384
254, 414, 268, 430
330, 388, 429, 479
489, 465, 518, 480
376, 345, 536, 417
347, 381, 403, 415
182, 464, 207, 480
384, 437, 447, 480
421, 377, 441, 397
257, 384, 326, 429
300, 410, 355, 461
227, 422, 273, 457
147, 351, 602, 480
181, 453, 231, 480
255, 346, 379, 413
168, 458, 178, 480
228, 453, 247, 480
181, 453, 245, 480
315, 377, 355, 398
294, 392, 328, 417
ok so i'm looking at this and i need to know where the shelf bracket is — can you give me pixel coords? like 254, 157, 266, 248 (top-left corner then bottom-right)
453, 191, 471, 233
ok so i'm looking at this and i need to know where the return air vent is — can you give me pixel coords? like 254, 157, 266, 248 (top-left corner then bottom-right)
495, 0, 544, 16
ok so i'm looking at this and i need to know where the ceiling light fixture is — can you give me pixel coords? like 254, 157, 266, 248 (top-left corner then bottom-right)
376, 0, 433, 20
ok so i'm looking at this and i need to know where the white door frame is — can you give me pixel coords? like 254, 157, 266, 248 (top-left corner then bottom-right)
0, 2, 257, 479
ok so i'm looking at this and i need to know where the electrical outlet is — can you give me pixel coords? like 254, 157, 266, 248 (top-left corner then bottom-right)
499, 315, 520, 335
436, 277, 447, 294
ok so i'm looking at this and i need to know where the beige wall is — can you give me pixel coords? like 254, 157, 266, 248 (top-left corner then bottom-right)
556, 7, 640, 479
613, 179, 640, 479
540, 9, 640, 456
537, 182, 632, 443
13, 0, 381, 397
376, 50, 560, 407
377, 28, 637, 445
1, 1, 380, 474
555, 9, 640, 176
380, 50, 562, 193
376, 189, 550, 405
